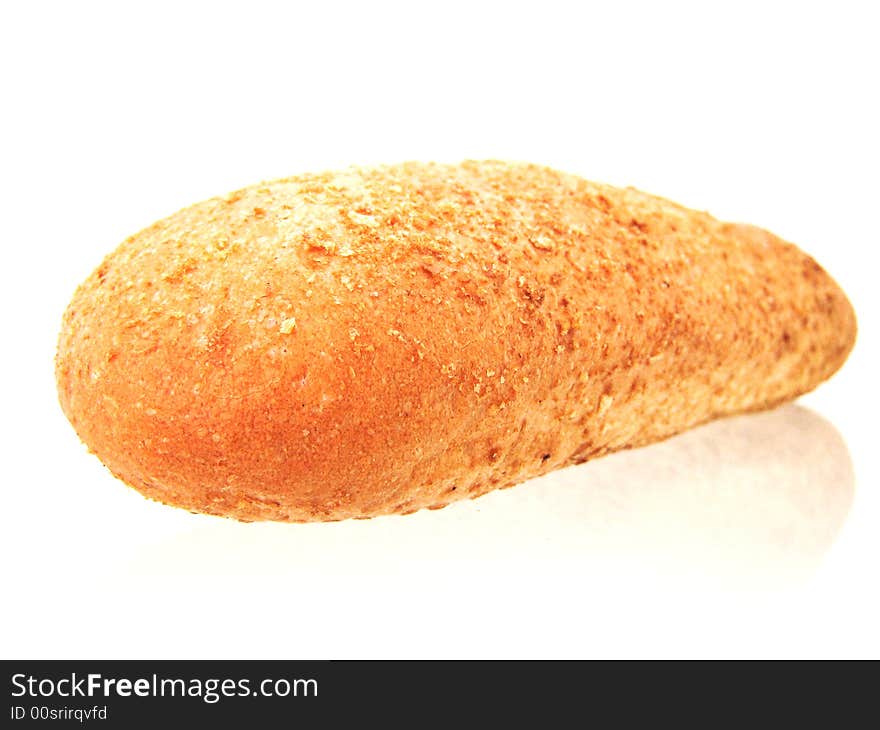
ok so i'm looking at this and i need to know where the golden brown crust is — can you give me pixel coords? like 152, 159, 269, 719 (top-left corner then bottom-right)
55, 161, 856, 521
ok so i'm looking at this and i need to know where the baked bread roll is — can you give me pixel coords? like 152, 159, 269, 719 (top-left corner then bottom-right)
55, 161, 856, 522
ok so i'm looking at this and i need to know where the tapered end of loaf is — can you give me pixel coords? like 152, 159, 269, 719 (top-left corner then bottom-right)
724, 222, 857, 392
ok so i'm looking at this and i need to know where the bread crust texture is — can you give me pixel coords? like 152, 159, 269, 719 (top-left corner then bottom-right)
56, 161, 856, 521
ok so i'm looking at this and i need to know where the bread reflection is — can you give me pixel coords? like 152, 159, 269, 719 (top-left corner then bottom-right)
491, 403, 855, 586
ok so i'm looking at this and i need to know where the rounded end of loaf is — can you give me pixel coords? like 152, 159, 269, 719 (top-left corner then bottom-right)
817, 269, 857, 381
720, 222, 856, 396
54, 255, 471, 523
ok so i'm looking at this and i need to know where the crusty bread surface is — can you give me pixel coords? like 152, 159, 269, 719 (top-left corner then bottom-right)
56, 161, 856, 521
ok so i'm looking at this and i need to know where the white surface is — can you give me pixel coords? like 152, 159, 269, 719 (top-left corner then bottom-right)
1, 1, 877, 659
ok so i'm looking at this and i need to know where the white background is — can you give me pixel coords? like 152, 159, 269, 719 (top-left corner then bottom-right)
2, 1, 877, 659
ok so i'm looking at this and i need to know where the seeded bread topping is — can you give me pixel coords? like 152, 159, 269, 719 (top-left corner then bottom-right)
56, 161, 856, 521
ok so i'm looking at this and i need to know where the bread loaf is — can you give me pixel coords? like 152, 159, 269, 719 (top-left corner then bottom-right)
55, 161, 856, 521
